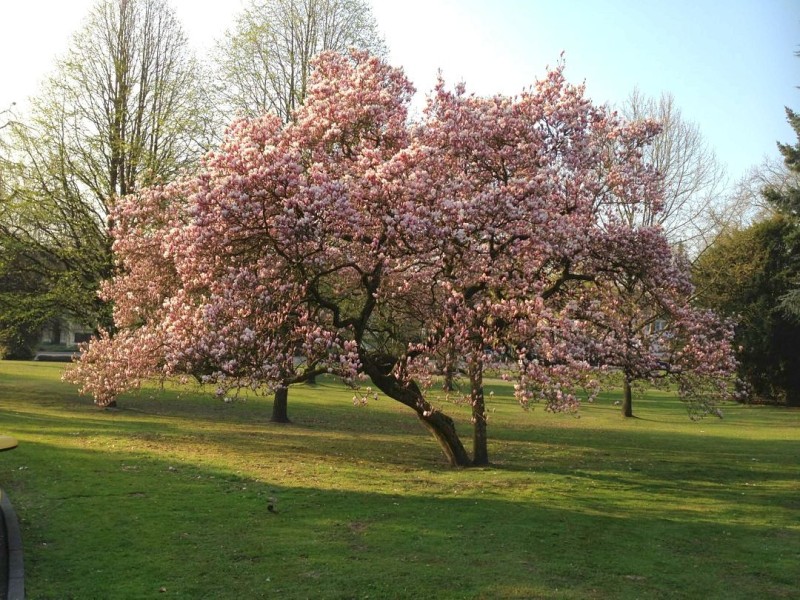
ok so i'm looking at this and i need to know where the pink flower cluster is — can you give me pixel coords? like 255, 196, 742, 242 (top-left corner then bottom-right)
66, 50, 735, 420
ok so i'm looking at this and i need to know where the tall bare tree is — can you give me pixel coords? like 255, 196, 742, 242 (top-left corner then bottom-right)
619, 89, 728, 255
16, 0, 213, 211
0, 0, 212, 354
214, 0, 386, 122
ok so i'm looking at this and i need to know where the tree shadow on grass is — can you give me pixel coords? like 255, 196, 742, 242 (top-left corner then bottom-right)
2, 441, 797, 600
3, 380, 799, 484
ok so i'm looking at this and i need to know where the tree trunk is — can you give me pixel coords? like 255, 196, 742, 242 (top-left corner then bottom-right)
443, 366, 455, 393
442, 343, 456, 392
622, 376, 633, 418
417, 410, 473, 467
271, 386, 290, 423
360, 352, 472, 467
469, 358, 489, 466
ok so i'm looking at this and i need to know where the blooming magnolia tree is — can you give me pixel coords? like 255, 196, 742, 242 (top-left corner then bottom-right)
568, 224, 737, 418
66, 50, 735, 466
405, 73, 672, 463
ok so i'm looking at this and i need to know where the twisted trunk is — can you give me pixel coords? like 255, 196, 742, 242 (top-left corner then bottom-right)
416, 410, 473, 468
361, 351, 472, 467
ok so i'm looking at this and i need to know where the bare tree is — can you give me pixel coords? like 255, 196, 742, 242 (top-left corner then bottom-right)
619, 89, 728, 256
213, 0, 386, 122
14, 0, 213, 213
0, 0, 212, 342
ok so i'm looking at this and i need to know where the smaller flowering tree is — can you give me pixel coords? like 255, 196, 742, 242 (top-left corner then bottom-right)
66, 116, 361, 419
568, 224, 737, 417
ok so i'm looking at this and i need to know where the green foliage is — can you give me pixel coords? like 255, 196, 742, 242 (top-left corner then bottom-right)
1, 362, 798, 599
695, 219, 800, 405
694, 107, 800, 405
0, 157, 112, 347
766, 108, 800, 218
0, 318, 39, 359
213, 0, 386, 122
0, 0, 212, 347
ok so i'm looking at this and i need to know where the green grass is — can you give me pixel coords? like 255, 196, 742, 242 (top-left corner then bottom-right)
1, 361, 798, 599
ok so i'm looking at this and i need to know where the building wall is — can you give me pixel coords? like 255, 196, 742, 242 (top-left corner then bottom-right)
40, 319, 95, 346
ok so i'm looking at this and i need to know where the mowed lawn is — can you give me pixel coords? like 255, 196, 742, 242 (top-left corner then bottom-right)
0, 361, 798, 599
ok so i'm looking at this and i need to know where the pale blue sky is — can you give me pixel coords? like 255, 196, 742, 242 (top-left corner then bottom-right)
2, 0, 798, 183
371, 0, 800, 183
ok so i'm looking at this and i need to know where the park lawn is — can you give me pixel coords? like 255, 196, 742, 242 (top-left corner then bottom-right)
0, 361, 798, 599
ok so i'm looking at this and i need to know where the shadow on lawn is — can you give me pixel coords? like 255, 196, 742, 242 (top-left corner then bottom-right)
1, 399, 444, 472
3, 380, 799, 481
7, 401, 799, 506
2, 439, 798, 600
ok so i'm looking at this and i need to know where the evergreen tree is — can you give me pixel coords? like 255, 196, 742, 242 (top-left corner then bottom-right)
694, 107, 800, 405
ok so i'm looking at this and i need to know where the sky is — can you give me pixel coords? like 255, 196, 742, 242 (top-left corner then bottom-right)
1, 0, 798, 183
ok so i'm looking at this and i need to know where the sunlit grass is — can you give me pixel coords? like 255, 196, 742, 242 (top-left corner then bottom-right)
1, 361, 798, 599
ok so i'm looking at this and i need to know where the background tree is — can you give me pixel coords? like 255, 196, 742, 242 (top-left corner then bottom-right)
603, 89, 732, 415
1, 110, 66, 358
619, 89, 728, 254
574, 226, 735, 418
0, 171, 73, 358
213, 0, 385, 122
694, 108, 800, 406
766, 108, 800, 320
0, 0, 212, 350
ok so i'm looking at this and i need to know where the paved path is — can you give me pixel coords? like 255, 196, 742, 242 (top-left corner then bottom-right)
34, 352, 76, 362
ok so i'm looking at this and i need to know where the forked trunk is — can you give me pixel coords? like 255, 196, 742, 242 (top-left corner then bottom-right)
622, 376, 633, 418
271, 386, 290, 423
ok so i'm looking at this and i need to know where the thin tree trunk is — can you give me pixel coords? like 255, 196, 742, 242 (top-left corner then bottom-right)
622, 376, 633, 418
442, 342, 456, 392
469, 358, 489, 466
271, 385, 290, 423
